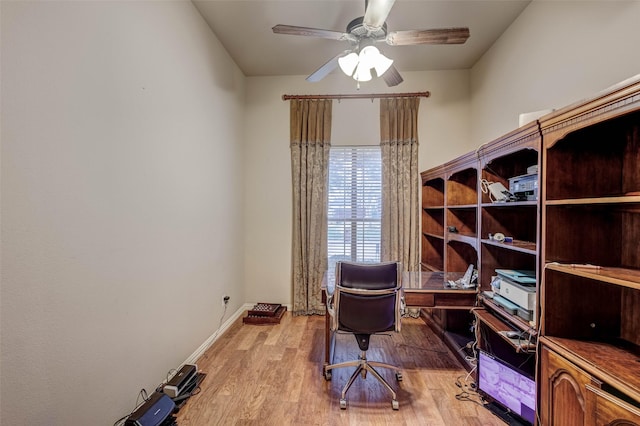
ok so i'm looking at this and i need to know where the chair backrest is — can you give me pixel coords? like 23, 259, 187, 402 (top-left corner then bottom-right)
334, 261, 402, 335
337, 261, 401, 290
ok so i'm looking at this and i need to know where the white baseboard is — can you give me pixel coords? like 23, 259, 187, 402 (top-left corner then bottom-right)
183, 303, 251, 365
183, 302, 293, 365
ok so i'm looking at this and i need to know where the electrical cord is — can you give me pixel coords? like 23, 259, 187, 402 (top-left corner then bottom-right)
455, 390, 485, 406
113, 388, 152, 426
454, 368, 485, 407
480, 178, 493, 195
480, 178, 501, 203
450, 316, 484, 406
164, 369, 177, 388
203, 302, 228, 345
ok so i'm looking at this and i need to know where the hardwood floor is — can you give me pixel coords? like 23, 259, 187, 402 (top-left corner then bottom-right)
175, 312, 503, 425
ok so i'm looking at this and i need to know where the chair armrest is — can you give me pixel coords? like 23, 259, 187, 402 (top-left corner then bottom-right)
326, 292, 335, 316
326, 292, 337, 331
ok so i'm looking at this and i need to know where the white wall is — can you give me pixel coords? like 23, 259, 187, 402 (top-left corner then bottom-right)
0, 1, 245, 424
470, 0, 640, 145
243, 70, 470, 305
8, 1, 636, 424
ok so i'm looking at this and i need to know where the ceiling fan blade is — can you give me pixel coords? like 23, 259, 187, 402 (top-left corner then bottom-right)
382, 65, 403, 87
272, 24, 349, 41
386, 27, 470, 46
363, 0, 396, 30
306, 52, 345, 82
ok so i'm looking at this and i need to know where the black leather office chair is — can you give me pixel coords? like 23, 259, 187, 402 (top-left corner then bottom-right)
324, 261, 403, 410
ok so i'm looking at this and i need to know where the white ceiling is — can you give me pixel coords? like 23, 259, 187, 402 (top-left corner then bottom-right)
193, 0, 532, 79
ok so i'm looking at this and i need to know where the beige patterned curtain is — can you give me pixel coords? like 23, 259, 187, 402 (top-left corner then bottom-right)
379, 97, 421, 272
290, 99, 332, 315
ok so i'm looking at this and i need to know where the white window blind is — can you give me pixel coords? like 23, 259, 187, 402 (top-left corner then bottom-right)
327, 146, 382, 274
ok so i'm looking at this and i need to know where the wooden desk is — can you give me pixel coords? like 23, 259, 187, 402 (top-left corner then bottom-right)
322, 271, 478, 366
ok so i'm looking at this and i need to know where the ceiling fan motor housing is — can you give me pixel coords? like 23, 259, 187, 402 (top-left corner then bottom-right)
347, 17, 387, 41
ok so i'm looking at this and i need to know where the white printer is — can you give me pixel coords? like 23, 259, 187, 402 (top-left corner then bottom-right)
494, 269, 536, 322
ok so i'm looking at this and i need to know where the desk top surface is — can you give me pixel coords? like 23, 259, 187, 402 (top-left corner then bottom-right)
323, 270, 478, 294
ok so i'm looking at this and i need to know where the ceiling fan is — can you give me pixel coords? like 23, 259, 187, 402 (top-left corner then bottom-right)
272, 0, 470, 87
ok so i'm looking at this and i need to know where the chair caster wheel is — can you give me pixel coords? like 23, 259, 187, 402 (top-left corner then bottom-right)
340, 399, 347, 409
396, 372, 403, 381
324, 370, 332, 381
392, 399, 399, 410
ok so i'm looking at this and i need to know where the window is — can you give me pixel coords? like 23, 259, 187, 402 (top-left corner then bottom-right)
327, 146, 382, 275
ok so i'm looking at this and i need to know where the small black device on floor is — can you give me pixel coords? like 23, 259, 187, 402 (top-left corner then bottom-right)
119, 366, 205, 425
124, 391, 175, 426
163, 364, 198, 398
171, 372, 206, 408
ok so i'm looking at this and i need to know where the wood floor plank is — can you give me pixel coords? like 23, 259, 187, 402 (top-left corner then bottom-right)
175, 313, 505, 425
262, 314, 289, 347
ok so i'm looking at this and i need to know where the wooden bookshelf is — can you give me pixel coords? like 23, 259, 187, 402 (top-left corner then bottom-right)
538, 75, 640, 425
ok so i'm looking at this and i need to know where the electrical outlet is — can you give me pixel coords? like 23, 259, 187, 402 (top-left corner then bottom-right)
222, 295, 230, 307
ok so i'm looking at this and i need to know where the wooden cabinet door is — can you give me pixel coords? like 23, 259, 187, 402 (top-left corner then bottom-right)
586, 385, 640, 426
540, 346, 593, 426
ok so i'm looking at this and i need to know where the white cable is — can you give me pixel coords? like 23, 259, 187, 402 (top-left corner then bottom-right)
480, 178, 498, 202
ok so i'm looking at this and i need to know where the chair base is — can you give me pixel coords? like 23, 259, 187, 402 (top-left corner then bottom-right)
324, 351, 401, 410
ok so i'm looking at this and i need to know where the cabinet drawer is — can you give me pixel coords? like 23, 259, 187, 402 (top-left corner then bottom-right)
404, 292, 435, 307
586, 384, 640, 426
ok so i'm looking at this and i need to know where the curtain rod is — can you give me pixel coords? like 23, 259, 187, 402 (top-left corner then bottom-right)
282, 91, 430, 101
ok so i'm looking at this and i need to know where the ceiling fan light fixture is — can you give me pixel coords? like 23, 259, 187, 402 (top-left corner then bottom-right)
357, 45, 393, 77
338, 52, 359, 76
358, 45, 379, 68
353, 63, 372, 82
373, 52, 393, 76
